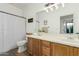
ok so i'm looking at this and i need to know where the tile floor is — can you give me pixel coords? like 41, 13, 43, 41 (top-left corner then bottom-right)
0, 48, 29, 56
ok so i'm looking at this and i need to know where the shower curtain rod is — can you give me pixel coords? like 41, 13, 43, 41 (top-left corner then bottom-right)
0, 11, 26, 19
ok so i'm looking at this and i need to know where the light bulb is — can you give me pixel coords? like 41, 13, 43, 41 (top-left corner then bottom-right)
50, 7, 53, 11
45, 8, 48, 13
55, 5, 58, 9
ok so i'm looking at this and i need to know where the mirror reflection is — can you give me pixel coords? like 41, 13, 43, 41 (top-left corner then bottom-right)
60, 14, 73, 34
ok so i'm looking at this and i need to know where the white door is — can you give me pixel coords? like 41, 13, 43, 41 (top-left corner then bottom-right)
3, 14, 26, 52
3, 14, 16, 52
0, 12, 26, 53
0, 13, 4, 53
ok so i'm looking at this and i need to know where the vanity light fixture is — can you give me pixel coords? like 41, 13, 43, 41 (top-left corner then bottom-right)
44, 3, 64, 12
49, 7, 53, 11
44, 8, 49, 12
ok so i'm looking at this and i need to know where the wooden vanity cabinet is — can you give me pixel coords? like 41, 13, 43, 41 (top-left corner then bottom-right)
50, 42, 79, 56
41, 40, 51, 56
27, 37, 41, 56
51, 42, 70, 56
27, 37, 79, 56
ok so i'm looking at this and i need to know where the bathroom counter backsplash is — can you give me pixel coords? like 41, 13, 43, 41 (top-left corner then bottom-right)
26, 33, 79, 48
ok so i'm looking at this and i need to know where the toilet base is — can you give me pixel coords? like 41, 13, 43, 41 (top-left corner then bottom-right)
18, 45, 26, 53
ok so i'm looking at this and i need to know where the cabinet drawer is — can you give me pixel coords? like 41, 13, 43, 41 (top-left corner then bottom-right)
42, 40, 50, 47
42, 46, 50, 56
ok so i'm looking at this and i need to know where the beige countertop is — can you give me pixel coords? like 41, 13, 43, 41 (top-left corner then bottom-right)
26, 33, 79, 48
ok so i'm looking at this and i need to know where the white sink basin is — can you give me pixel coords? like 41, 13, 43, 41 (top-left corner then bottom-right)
62, 38, 79, 44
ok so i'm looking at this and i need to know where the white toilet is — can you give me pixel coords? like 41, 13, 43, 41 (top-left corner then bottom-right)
17, 40, 27, 53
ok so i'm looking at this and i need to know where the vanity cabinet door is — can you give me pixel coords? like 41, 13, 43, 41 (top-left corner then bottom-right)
32, 39, 42, 56
68, 46, 73, 56
41, 40, 51, 56
27, 37, 42, 56
51, 42, 79, 56
51, 43, 70, 56
27, 37, 33, 55
77, 48, 79, 56
73, 47, 78, 56
50, 43, 54, 56
68, 46, 78, 56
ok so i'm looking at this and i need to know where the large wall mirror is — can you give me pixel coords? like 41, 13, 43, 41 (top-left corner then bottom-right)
60, 14, 74, 34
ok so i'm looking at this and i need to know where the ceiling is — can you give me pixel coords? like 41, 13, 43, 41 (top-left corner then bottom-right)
10, 3, 46, 10
10, 3, 28, 9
